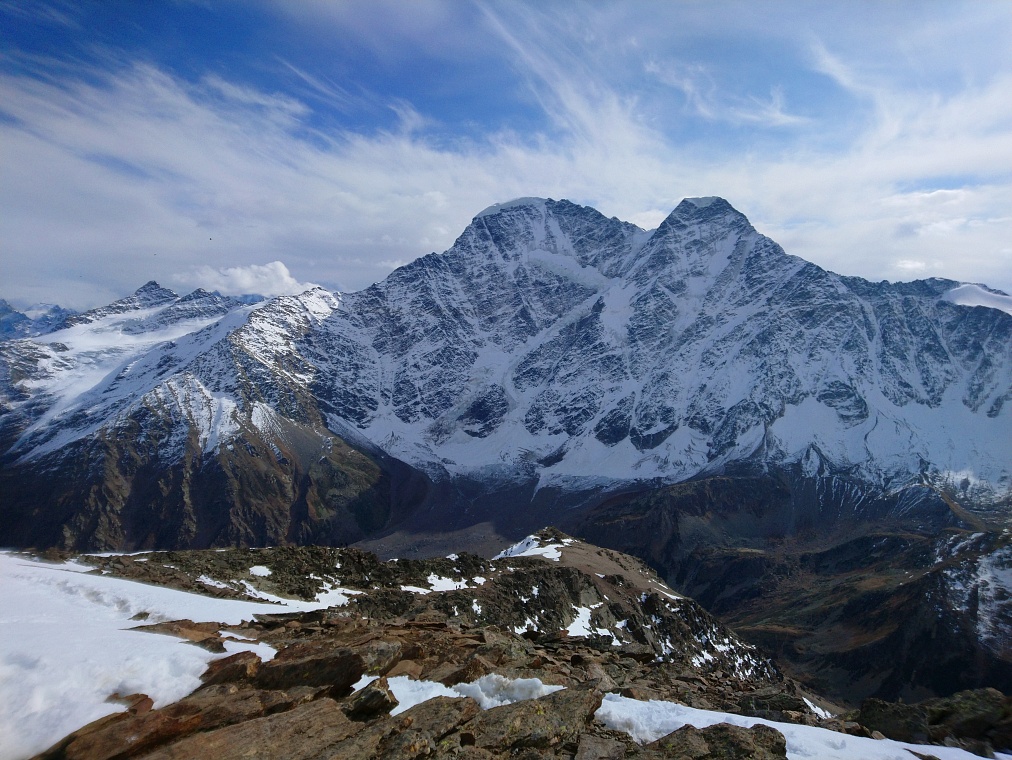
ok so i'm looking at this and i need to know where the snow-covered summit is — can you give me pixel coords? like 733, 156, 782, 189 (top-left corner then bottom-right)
475, 196, 548, 218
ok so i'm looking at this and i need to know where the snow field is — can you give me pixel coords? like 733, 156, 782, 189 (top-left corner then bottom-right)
0, 552, 353, 760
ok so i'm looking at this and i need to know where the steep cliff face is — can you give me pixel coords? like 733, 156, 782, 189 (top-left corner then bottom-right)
1, 197, 1010, 550
296, 196, 1012, 506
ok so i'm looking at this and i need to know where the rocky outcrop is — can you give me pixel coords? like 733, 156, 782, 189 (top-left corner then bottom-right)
30, 532, 819, 759
644, 723, 787, 759
856, 689, 1012, 757
30, 531, 1012, 759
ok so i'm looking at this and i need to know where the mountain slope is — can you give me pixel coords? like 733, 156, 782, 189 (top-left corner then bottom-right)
0, 197, 1010, 552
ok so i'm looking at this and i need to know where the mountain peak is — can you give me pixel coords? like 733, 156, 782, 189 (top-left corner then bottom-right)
670, 196, 740, 219
135, 281, 176, 298
474, 197, 548, 219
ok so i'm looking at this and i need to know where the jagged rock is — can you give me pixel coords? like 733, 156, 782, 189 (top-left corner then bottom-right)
441, 654, 495, 686
737, 687, 812, 723
859, 688, 1012, 755
131, 619, 225, 651
464, 686, 602, 751
925, 688, 1008, 744
645, 722, 788, 759
253, 643, 363, 693
858, 697, 929, 744
326, 695, 480, 758
573, 734, 628, 759
136, 698, 359, 760
200, 651, 261, 685
343, 677, 399, 720
356, 638, 404, 675
35, 685, 316, 760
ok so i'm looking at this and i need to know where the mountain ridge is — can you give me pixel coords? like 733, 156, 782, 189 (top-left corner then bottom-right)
0, 196, 1009, 554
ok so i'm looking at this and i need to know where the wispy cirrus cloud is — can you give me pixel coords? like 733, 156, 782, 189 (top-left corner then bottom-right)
0, 0, 1009, 310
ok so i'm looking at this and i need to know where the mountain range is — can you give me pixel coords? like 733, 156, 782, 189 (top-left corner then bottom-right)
1, 196, 1009, 552
2, 195, 1011, 707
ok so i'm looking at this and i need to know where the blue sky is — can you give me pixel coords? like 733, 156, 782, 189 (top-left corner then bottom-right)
1, 0, 1010, 308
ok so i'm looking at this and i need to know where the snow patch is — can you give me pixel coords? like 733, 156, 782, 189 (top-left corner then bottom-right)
494, 535, 566, 561
594, 694, 1002, 760
942, 284, 1012, 316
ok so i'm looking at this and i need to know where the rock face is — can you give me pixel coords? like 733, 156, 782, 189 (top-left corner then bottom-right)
0, 283, 401, 551
1, 197, 1010, 551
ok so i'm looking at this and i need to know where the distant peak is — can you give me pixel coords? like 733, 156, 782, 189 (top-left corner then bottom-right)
684, 196, 721, 208
475, 197, 548, 219
131, 281, 178, 305
673, 196, 736, 215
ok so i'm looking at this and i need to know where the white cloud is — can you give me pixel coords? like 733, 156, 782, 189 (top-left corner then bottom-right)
176, 261, 317, 297
0, 2, 1010, 310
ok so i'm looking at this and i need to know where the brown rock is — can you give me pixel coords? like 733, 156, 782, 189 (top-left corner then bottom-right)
646, 722, 788, 759
138, 698, 359, 760
343, 677, 399, 720
858, 698, 929, 743
574, 733, 628, 759
620, 686, 658, 702
357, 638, 403, 675
441, 654, 495, 687
466, 686, 602, 751
105, 693, 154, 715
326, 695, 480, 758
253, 643, 364, 694
387, 659, 424, 679
200, 650, 261, 685
49, 685, 255, 760
131, 620, 224, 651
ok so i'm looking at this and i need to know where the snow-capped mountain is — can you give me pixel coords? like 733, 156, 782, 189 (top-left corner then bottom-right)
0, 299, 76, 340
1, 197, 1009, 550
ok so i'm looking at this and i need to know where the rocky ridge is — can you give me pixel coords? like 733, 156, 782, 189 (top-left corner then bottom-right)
28, 530, 1012, 760
32, 530, 816, 759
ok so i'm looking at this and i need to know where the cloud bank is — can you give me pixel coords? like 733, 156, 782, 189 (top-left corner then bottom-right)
175, 262, 317, 298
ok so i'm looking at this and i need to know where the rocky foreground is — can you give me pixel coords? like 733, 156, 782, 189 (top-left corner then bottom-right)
30, 530, 1012, 759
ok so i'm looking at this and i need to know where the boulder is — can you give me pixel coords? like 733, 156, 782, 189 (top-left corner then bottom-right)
342, 677, 399, 720
645, 722, 788, 759
465, 686, 602, 751
253, 643, 363, 694
200, 651, 261, 685
858, 698, 929, 743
